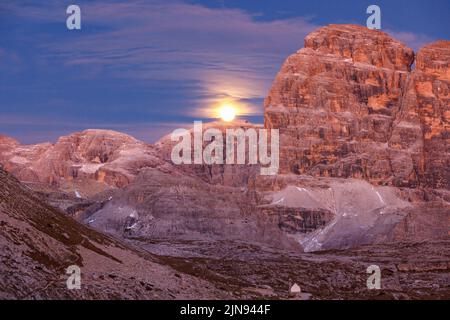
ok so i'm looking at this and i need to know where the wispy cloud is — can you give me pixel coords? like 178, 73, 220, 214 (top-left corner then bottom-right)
5, 0, 318, 118
2, 1, 439, 145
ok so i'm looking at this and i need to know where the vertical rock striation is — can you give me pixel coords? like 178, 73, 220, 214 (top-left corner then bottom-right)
264, 24, 449, 189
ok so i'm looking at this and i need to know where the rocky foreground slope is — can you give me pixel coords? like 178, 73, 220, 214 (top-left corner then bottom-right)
0, 168, 231, 299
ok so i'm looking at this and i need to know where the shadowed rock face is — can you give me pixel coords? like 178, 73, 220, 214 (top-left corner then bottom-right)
264, 24, 449, 189
254, 174, 449, 252
260, 206, 334, 234
257, 26, 449, 251
0, 135, 19, 153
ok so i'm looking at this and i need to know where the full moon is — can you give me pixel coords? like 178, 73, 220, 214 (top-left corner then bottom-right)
219, 104, 237, 122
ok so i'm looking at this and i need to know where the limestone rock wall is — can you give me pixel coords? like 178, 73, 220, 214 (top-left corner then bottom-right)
264, 24, 449, 189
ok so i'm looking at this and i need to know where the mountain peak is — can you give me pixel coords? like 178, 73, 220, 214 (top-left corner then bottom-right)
304, 24, 414, 71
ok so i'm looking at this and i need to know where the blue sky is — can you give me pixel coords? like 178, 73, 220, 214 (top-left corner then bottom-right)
0, 0, 449, 143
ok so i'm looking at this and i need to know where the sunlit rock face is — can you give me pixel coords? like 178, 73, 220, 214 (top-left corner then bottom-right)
0, 25, 448, 254
389, 41, 450, 189
85, 167, 297, 250
264, 24, 449, 189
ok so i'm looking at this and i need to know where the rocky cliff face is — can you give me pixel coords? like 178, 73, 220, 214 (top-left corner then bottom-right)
85, 167, 297, 250
0, 135, 19, 153
389, 41, 450, 188
264, 24, 449, 189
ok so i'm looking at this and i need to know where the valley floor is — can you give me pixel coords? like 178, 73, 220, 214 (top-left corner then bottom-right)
133, 238, 450, 300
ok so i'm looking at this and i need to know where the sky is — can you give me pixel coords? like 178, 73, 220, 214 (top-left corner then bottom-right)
0, 0, 449, 144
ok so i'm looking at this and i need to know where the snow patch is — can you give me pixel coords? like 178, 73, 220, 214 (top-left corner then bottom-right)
79, 163, 103, 174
